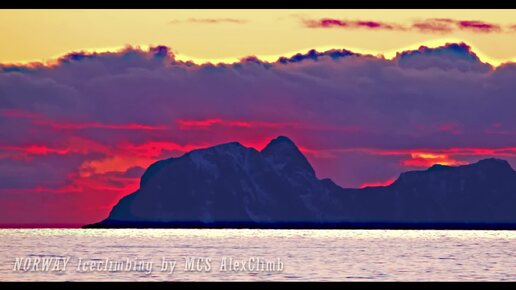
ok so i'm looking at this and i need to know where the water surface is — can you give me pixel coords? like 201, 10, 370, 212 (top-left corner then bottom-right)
0, 229, 514, 281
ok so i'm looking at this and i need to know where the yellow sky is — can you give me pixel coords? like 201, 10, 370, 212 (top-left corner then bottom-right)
1, 9, 516, 66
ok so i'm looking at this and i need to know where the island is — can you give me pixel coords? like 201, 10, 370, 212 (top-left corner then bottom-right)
85, 136, 516, 229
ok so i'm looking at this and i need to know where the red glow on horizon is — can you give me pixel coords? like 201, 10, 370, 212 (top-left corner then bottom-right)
401, 152, 468, 168
359, 178, 396, 188
2, 108, 516, 226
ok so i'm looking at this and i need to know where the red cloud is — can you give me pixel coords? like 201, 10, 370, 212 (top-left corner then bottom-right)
0, 136, 110, 160
303, 18, 347, 28
37, 121, 167, 131
303, 18, 402, 30
177, 118, 224, 129
458, 20, 501, 32
303, 17, 510, 34
119, 141, 208, 158
0, 109, 166, 131
177, 118, 289, 130
0, 144, 70, 156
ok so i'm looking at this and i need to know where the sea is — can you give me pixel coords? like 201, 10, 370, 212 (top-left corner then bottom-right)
0, 229, 515, 281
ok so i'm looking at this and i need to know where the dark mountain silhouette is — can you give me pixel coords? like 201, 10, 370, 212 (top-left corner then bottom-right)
85, 136, 516, 229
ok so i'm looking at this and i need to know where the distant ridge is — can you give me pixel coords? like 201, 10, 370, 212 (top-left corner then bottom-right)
85, 136, 516, 229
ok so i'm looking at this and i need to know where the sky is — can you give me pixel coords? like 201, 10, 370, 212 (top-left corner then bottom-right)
1, 9, 516, 226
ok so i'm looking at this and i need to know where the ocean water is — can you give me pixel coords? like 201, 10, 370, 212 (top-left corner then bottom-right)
0, 229, 515, 281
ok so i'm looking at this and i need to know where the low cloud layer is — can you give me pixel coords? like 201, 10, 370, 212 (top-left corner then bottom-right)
1, 43, 516, 225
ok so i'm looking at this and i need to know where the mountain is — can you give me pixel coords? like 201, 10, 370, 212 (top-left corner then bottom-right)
85, 136, 516, 229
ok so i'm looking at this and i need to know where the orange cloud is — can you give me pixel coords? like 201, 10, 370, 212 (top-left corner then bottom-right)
79, 141, 210, 178
401, 152, 468, 168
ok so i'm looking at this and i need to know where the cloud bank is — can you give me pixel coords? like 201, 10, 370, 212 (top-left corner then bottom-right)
1, 43, 516, 225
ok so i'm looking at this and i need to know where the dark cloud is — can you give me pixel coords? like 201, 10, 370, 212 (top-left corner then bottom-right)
394, 43, 492, 72
276, 49, 358, 64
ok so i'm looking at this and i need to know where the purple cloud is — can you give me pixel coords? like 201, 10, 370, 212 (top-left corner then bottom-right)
303, 18, 403, 30
457, 20, 501, 32
303, 17, 511, 34
394, 43, 492, 72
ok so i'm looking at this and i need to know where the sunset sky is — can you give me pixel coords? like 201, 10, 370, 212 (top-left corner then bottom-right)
1, 9, 516, 226
2, 9, 516, 65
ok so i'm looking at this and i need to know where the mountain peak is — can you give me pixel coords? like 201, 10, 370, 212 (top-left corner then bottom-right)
190, 141, 249, 155
267, 135, 295, 145
427, 164, 452, 172
393, 157, 515, 188
212, 141, 245, 149
475, 158, 514, 171
261, 136, 315, 176
261, 136, 299, 154
422, 158, 513, 173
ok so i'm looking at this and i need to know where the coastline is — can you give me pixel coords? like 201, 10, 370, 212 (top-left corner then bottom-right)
82, 221, 516, 230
